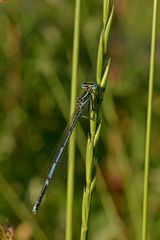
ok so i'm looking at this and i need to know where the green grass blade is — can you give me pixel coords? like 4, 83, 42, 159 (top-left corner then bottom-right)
80, 1, 113, 239
142, 0, 158, 239
66, 1, 81, 240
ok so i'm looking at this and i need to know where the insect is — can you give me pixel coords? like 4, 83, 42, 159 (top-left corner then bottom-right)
32, 82, 98, 214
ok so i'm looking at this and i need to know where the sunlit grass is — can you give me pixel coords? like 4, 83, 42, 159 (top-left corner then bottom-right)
80, 1, 113, 239
0, 1, 159, 239
66, 0, 81, 240
142, 0, 158, 239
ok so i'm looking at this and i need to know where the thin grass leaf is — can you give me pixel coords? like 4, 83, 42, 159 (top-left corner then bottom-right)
104, 6, 114, 52
80, 1, 114, 239
96, 33, 104, 84
101, 59, 111, 88
142, 0, 158, 239
66, 0, 81, 240
103, 0, 110, 25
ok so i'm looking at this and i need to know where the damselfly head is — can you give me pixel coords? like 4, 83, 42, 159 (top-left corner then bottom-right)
81, 81, 98, 90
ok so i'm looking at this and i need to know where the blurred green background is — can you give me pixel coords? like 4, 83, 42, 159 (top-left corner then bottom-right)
0, 0, 160, 239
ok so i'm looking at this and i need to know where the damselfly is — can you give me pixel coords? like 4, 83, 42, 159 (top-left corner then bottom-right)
32, 81, 98, 214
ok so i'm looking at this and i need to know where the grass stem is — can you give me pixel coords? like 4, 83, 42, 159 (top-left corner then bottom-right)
80, 1, 113, 239
142, 0, 158, 239
66, 1, 81, 240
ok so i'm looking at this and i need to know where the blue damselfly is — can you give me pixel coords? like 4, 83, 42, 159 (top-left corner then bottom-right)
32, 81, 98, 214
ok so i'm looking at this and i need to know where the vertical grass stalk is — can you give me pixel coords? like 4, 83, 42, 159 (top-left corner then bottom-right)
142, 0, 158, 239
80, 1, 113, 239
66, 1, 81, 240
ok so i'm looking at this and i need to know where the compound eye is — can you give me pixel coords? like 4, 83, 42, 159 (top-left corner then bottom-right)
92, 82, 98, 89
81, 82, 87, 89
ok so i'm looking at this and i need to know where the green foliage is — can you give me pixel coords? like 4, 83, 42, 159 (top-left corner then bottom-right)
81, 1, 113, 239
0, 1, 159, 240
